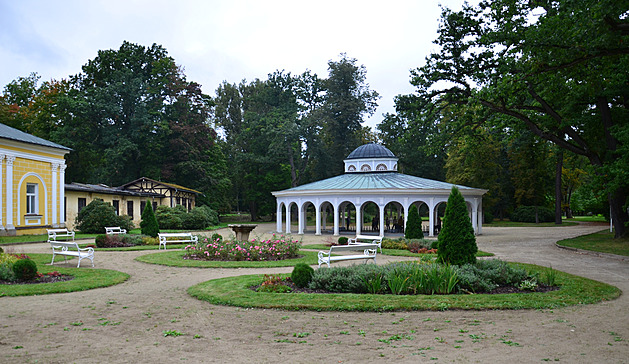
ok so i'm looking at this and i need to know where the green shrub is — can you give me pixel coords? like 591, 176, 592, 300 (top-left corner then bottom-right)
0, 253, 18, 281
96, 234, 144, 248
405, 206, 424, 239
381, 238, 408, 250
142, 237, 159, 245
310, 264, 383, 293
183, 205, 219, 229
0, 246, 3, 253
291, 263, 315, 288
141, 201, 159, 237
75, 198, 133, 233
155, 205, 183, 230
437, 187, 477, 266
455, 260, 530, 293
12, 258, 37, 281
337, 236, 349, 245
211, 233, 223, 242
510, 206, 555, 223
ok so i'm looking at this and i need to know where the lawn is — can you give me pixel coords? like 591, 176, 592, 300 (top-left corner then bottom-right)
556, 230, 629, 257
0, 253, 129, 297
135, 250, 320, 268
187, 262, 620, 311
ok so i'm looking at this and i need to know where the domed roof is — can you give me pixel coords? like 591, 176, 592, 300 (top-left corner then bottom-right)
346, 143, 396, 160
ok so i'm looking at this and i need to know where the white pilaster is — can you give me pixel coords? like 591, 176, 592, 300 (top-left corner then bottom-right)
5, 155, 15, 230
0, 154, 4, 229
285, 203, 292, 234
355, 205, 362, 235
59, 164, 66, 226
333, 203, 339, 236
298, 203, 304, 234
276, 202, 283, 232
51, 163, 59, 227
315, 203, 321, 236
379, 204, 385, 237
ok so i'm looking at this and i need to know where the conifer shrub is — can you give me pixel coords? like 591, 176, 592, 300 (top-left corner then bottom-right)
12, 258, 37, 281
141, 201, 160, 237
291, 263, 315, 288
436, 186, 478, 265
75, 198, 133, 233
337, 236, 349, 245
405, 206, 424, 239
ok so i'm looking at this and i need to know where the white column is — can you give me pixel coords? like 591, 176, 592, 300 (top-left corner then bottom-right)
478, 199, 483, 235
51, 163, 59, 227
315, 204, 321, 235
59, 164, 66, 226
333, 204, 339, 236
5, 155, 15, 230
428, 199, 435, 237
322, 207, 327, 230
286, 203, 292, 234
298, 204, 304, 234
0, 155, 4, 229
355, 205, 362, 235
379, 205, 385, 237
276, 202, 283, 233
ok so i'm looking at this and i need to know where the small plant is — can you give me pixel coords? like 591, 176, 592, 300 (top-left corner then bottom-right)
518, 279, 538, 291
362, 271, 385, 294
291, 263, 314, 288
211, 233, 223, 243
542, 266, 557, 286
163, 330, 184, 337
381, 238, 408, 250
12, 258, 37, 281
338, 236, 349, 245
142, 237, 159, 246
257, 274, 291, 293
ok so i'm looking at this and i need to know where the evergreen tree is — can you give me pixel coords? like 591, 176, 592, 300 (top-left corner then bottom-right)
140, 201, 159, 237
437, 187, 477, 265
404, 205, 424, 239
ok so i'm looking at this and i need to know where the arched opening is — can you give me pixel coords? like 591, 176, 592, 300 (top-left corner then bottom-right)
433, 201, 447, 235
359, 201, 379, 235
338, 201, 356, 234
384, 201, 404, 234
408, 200, 429, 235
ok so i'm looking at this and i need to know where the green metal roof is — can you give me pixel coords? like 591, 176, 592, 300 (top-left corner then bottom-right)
0, 123, 71, 151
281, 173, 479, 192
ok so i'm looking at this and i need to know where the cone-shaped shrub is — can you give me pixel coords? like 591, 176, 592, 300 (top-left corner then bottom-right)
141, 201, 159, 237
404, 206, 424, 239
291, 263, 315, 288
437, 186, 477, 265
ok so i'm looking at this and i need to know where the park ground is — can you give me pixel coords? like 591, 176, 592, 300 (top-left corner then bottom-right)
0, 222, 628, 363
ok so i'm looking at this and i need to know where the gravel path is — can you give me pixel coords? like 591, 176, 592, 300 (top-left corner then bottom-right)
1, 222, 627, 363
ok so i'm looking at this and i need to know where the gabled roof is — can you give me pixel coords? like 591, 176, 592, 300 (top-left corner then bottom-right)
120, 177, 201, 195
65, 182, 163, 197
0, 123, 71, 151
274, 173, 486, 194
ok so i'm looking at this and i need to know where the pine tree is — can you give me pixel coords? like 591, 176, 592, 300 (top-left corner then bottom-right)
405, 205, 424, 239
141, 201, 159, 237
437, 187, 477, 265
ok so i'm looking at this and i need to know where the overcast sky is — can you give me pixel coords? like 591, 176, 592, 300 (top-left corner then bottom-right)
1, 0, 473, 129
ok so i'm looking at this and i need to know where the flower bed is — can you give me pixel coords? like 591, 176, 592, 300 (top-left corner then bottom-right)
184, 234, 301, 261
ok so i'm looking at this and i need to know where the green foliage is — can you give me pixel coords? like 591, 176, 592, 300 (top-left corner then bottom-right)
456, 260, 530, 293
0, 253, 18, 281
140, 202, 159, 237
142, 237, 159, 246
381, 238, 408, 250
95, 234, 144, 248
407, 239, 435, 253
437, 187, 477, 265
12, 258, 37, 281
155, 205, 183, 230
211, 233, 223, 242
310, 264, 382, 293
510, 206, 555, 223
291, 263, 315, 288
337, 236, 349, 245
155, 205, 219, 230
405, 207, 424, 239
75, 199, 133, 234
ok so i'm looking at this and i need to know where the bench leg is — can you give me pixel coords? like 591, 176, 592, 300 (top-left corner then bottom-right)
51, 254, 56, 266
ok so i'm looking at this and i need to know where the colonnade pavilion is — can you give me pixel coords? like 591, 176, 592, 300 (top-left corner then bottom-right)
272, 143, 487, 237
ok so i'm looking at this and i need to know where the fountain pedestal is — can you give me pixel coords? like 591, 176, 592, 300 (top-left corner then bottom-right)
228, 224, 258, 241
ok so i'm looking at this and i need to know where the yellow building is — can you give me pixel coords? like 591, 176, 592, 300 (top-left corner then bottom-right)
64, 178, 200, 230
0, 123, 71, 236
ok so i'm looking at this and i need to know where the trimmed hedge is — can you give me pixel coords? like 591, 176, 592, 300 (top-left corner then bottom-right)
510, 206, 555, 223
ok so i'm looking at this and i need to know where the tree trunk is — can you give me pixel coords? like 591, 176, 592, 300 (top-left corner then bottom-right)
555, 149, 563, 224
609, 189, 629, 238
249, 201, 258, 222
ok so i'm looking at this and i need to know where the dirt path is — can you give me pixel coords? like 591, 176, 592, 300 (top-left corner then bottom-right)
1, 223, 627, 363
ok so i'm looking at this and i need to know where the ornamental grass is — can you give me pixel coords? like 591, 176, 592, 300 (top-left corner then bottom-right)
184, 234, 301, 261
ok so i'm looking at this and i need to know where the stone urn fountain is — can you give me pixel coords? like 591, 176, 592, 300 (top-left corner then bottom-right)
228, 224, 258, 241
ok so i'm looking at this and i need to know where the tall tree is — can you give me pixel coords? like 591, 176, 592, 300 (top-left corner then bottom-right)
319, 54, 379, 177
408, 0, 629, 237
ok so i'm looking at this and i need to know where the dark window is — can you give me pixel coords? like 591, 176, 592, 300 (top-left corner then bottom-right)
78, 198, 87, 213
140, 201, 146, 214
127, 201, 134, 220
176, 197, 181, 205
112, 200, 119, 215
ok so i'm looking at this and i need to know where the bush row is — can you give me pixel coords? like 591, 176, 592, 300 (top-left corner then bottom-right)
155, 205, 219, 230
94, 234, 158, 248
307, 260, 539, 295
510, 206, 555, 223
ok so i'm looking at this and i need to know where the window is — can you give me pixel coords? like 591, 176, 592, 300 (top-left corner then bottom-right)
347, 165, 356, 172
361, 164, 372, 172
78, 198, 87, 213
376, 164, 387, 171
127, 201, 134, 220
26, 183, 38, 214
112, 200, 120, 215
140, 201, 146, 213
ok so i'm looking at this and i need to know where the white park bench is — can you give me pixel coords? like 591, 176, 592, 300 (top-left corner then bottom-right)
348, 235, 383, 252
105, 226, 127, 235
158, 232, 198, 250
318, 243, 379, 268
49, 240, 94, 268
47, 228, 75, 241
